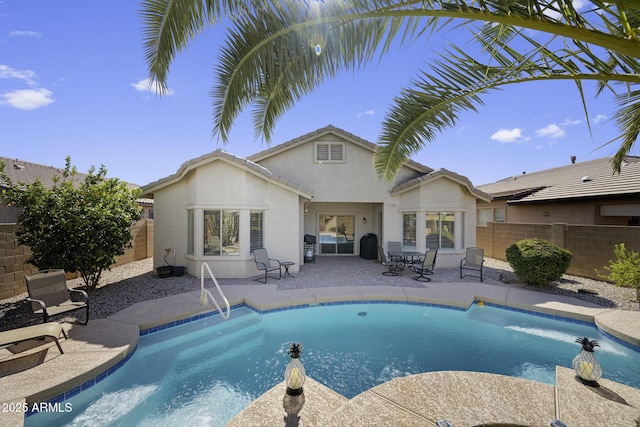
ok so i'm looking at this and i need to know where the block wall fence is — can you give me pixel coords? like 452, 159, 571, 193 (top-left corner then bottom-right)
0, 220, 153, 300
477, 222, 640, 280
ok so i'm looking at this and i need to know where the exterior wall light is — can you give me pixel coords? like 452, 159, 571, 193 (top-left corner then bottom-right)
285, 342, 306, 396
363, 217, 367, 224
572, 336, 602, 386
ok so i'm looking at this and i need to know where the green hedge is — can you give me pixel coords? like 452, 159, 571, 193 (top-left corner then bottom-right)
506, 238, 572, 286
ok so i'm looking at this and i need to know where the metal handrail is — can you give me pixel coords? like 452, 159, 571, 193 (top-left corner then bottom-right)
200, 263, 230, 320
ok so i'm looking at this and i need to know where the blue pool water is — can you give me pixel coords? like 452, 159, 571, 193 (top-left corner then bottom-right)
27, 303, 640, 426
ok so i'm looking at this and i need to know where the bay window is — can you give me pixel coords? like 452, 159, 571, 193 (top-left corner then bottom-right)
425, 212, 456, 250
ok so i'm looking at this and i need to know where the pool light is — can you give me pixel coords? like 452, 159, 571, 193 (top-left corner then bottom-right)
572, 336, 602, 387
285, 342, 306, 396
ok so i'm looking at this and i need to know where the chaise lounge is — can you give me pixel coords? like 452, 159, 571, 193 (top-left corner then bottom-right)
0, 322, 67, 355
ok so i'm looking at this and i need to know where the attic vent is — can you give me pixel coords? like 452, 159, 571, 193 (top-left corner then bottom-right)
581, 176, 592, 182
13, 164, 24, 171
314, 142, 344, 163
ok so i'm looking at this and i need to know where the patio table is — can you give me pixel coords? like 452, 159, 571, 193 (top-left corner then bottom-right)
389, 250, 424, 265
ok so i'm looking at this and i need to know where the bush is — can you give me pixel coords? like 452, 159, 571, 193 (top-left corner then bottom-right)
597, 243, 640, 302
506, 238, 572, 286
0, 157, 142, 289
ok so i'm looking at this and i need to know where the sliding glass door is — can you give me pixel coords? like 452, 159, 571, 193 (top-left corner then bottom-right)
319, 215, 355, 254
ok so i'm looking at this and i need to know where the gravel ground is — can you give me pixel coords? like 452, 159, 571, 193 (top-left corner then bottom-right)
1, 257, 638, 331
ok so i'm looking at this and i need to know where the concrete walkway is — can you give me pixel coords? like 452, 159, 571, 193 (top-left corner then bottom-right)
1, 256, 640, 426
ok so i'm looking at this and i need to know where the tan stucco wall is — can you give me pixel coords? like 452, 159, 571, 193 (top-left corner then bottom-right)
152, 159, 302, 278
477, 198, 638, 225
393, 178, 478, 267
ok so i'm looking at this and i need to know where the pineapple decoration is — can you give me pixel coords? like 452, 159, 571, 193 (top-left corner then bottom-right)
285, 342, 306, 396
572, 336, 602, 386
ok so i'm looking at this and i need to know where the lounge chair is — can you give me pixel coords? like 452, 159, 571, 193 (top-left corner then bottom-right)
409, 249, 437, 282
0, 322, 67, 354
25, 269, 89, 325
377, 246, 403, 276
253, 248, 282, 283
460, 247, 485, 282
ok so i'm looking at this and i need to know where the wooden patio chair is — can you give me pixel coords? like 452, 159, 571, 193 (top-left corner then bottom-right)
460, 247, 485, 282
25, 269, 89, 325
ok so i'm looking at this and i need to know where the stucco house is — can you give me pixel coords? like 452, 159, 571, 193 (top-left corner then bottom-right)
477, 155, 640, 226
142, 125, 491, 278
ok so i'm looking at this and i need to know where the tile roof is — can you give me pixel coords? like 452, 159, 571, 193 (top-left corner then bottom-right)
0, 157, 87, 189
141, 149, 314, 198
391, 167, 492, 202
478, 156, 640, 204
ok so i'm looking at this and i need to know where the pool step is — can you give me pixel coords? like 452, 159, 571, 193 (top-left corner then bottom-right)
137, 308, 261, 357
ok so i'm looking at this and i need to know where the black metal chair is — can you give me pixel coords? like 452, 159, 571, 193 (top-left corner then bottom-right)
460, 247, 485, 282
377, 246, 404, 276
409, 249, 438, 282
253, 248, 282, 283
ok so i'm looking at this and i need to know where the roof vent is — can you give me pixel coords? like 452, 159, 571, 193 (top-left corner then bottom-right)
13, 164, 24, 171
581, 176, 592, 182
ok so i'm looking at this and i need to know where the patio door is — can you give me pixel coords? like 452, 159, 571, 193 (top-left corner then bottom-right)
319, 215, 355, 254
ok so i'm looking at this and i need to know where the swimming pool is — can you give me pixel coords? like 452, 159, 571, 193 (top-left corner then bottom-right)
26, 302, 640, 426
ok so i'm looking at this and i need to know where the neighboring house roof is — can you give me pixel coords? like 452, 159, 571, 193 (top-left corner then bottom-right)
0, 156, 149, 203
391, 167, 492, 202
478, 156, 640, 204
0, 157, 88, 189
247, 125, 433, 176
142, 149, 314, 198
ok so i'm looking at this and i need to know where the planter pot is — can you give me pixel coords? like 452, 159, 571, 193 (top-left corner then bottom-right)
173, 266, 185, 277
156, 266, 173, 278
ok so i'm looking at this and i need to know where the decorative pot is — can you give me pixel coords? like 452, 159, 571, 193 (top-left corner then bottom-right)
156, 265, 173, 278
173, 266, 185, 277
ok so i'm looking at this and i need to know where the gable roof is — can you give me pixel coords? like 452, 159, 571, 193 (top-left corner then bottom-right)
0, 157, 88, 189
391, 167, 492, 202
478, 156, 640, 204
247, 125, 433, 175
141, 149, 314, 198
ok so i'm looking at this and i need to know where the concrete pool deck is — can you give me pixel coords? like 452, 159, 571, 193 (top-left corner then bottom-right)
1, 256, 640, 426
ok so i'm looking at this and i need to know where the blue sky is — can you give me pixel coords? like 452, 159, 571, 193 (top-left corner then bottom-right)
1, 1, 635, 187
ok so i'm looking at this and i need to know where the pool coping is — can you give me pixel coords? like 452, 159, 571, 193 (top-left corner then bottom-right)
2, 278, 640, 426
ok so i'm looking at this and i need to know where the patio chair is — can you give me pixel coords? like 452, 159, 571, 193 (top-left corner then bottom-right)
0, 322, 67, 355
387, 241, 405, 263
253, 248, 282, 283
25, 269, 89, 325
409, 249, 438, 282
377, 246, 404, 276
460, 247, 485, 282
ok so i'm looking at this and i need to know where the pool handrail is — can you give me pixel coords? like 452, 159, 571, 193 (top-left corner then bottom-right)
200, 263, 231, 319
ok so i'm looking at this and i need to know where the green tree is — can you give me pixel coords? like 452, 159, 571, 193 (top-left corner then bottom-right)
142, 0, 640, 181
0, 157, 143, 289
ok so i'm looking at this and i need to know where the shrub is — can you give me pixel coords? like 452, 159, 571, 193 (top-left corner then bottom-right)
597, 243, 640, 302
0, 157, 142, 289
505, 238, 572, 286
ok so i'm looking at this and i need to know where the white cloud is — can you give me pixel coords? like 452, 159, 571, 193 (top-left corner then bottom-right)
131, 78, 173, 95
593, 114, 608, 124
356, 109, 375, 118
490, 128, 528, 143
0, 64, 37, 85
561, 118, 581, 126
9, 30, 42, 38
0, 88, 55, 110
535, 123, 565, 139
